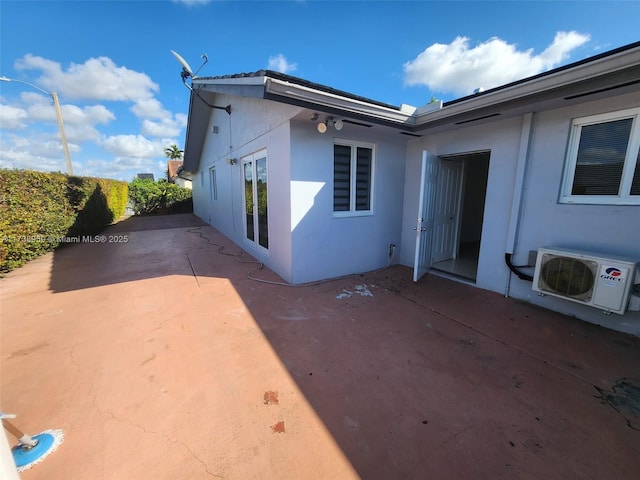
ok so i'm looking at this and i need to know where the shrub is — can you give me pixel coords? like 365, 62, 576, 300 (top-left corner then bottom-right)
0, 169, 128, 274
128, 178, 192, 215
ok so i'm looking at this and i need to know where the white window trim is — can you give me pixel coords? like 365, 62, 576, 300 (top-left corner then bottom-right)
560, 107, 640, 205
333, 139, 375, 218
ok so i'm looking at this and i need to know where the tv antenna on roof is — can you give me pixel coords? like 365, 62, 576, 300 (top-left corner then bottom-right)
171, 50, 208, 90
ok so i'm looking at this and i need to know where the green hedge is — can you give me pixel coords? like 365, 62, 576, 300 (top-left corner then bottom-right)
0, 169, 128, 274
128, 178, 192, 216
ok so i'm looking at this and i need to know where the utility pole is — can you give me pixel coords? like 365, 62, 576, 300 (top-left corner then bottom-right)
0, 76, 74, 175
51, 91, 73, 175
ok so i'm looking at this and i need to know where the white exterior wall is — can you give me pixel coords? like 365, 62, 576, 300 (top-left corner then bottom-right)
191, 94, 303, 282
400, 92, 640, 335
289, 121, 407, 284
174, 177, 192, 190
400, 117, 525, 294
508, 92, 640, 335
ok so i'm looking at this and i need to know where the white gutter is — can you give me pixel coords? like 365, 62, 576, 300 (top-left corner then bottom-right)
264, 77, 414, 125
193, 76, 266, 87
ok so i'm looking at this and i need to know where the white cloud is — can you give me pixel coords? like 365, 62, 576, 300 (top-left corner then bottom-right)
131, 97, 168, 120
268, 54, 298, 74
0, 104, 28, 128
85, 157, 154, 174
403, 31, 590, 97
0, 133, 72, 173
64, 104, 115, 126
141, 117, 184, 138
15, 55, 159, 102
86, 135, 179, 180
2, 54, 186, 180
4, 92, 114, 145
100, 134, 163, 159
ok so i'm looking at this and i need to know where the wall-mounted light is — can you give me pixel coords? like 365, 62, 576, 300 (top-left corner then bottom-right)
317, 117, 344, 134
226, 158, 237, 165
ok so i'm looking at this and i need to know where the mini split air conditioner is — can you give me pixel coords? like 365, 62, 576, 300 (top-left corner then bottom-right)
533, 247, 638, 315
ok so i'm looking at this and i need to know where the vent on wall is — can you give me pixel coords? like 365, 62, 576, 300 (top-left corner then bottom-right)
564, 79, 640, 100
454, 113, 501, 125
342, 119, 372, 128
532, 247, 638, 315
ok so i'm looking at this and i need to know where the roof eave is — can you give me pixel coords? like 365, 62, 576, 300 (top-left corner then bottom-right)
415, 42, 640, 127
182, 90, 211, 173
193, 73, 414, 129
264, 77, 414, 128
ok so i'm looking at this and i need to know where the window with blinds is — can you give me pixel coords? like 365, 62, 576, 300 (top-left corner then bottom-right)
333, 141, 374, 215
333, 145, 351, 211
561, 107, 640, 205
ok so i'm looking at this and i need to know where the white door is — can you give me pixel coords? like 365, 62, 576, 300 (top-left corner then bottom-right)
413, 151, 439, 282
432, 160, 463, 263
242, 150, 269, 251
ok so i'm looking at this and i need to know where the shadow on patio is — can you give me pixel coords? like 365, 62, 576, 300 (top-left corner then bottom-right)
48, 214, 208, 293
2, 213, 639, 479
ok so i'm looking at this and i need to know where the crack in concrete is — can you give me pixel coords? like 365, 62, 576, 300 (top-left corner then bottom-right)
97, 405, 224, 478
394, 291, 608, 388
69, 345, 223, 478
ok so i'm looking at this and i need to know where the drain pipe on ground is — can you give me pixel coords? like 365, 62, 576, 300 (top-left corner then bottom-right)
504, 112, 535, 297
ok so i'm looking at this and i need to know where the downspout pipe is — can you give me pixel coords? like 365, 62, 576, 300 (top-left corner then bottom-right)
504, 112, 535, 289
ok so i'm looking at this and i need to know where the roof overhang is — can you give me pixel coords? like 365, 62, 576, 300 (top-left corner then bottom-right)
263, 77, 414, 130
414, 41, 640, 132
182, 42, 640, 171
183, 90, 216, 172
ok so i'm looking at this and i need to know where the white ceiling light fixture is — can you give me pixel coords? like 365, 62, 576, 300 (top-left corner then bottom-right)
333, 119, 344, 131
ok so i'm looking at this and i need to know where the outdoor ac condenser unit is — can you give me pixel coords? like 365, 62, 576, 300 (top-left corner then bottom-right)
532, 247, 638, 315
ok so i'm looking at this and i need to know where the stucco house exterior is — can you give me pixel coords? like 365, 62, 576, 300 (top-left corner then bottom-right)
167, 160, 193, 189
182, 41, 640, 335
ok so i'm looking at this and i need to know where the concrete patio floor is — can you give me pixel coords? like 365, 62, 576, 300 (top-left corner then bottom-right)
1, 213, 639, 479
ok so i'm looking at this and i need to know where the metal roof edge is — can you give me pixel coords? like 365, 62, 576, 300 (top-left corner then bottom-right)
443, 41, 640, 108
193, 70, 414, 128
264, 77, 414, 127
414, 42, 640, 126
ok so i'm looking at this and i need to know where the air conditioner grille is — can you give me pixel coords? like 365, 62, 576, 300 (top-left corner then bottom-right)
532, 247, 638, 314
540, 256, 597, 299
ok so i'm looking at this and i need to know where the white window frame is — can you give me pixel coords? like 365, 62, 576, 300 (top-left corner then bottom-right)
209, 166, 217, 202
241, 149, 269, 253
560, 107, 640, 205
333, 139, 375, 218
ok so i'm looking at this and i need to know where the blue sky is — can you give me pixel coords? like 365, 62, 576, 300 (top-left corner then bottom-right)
1, 0, 638, 182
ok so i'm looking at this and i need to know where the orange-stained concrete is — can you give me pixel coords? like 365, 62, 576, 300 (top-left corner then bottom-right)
1, 213, 639, 479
